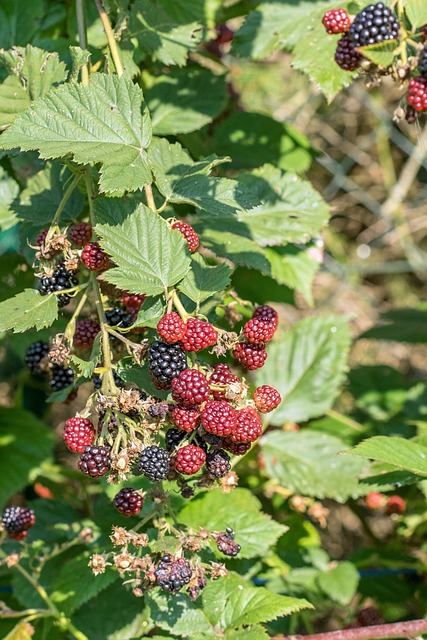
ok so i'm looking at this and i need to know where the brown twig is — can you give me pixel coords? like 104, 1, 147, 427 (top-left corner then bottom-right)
271, 619, 427, 640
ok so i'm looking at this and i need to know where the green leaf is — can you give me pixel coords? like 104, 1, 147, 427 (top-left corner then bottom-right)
134, 296, 165, 328
317, 562, 359, 605
203, 574, 313, 628
405, 0, 427, 28
360, 308, 427, 343
346, 436, 427, 476
0, 166, 19, 230
179, 488, 286, 558
96, 204, 191, 295
0, 76, 30, 128
213, 112, 313, 172
261, 430, 368, 502
178, 253, 232, 304
359, 40, 398, 66
148, 138, 259, 215
264, 246, 320, 305
0, 289, 58, 333
70, 334, 101, 379
0, 0, 45, 50
0, 45, 67, 101
0, 74, 153, 194
69, 46, 91, 83
0, 407, 55, 507
145, 589, 217, 639
51, 552, 117, 615
225, 626, 269, 640
254, 315, 351, 422
129, 0, 202, 66
146, 66, 228, 135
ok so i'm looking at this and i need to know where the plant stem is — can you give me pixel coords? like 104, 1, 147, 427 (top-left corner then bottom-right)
271, 618, 427, 640
64, 291, 88, 341
171, 290, 190, 321
94, 0, 124, 76
75, 0, 90, 84
51, 173, 83, 228
145, 184, 156, 211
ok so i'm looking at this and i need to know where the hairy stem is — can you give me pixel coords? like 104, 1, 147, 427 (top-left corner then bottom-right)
271, 619, 427, 640
75, 0, 90, 84
94, 0, 124, 76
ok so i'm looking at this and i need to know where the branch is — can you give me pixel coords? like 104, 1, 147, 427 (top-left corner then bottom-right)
271, 619, 427, 640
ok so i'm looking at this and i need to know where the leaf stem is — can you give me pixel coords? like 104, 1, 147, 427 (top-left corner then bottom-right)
64, 291, 88, 342
171, 290, 190, 321
94, 0, 124, 77
51, 173, 83, 228
271, 618, 427, 640
144, 184, 156, 212
75, 0, 90, 84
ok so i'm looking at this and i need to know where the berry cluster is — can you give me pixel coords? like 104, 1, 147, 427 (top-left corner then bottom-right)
39, 264, 79, 308
1, 506, 36, 540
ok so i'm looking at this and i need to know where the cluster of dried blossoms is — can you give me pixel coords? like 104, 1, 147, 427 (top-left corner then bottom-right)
322, 3, 427, 121
17, 215, 282, 597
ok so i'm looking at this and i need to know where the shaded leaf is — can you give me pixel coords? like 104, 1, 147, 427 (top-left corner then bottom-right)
0, 0, 45, 50
0, 166, 19, 230
317, 562, 359, 605
360, 308, 427, 343
178, 253, 232, 304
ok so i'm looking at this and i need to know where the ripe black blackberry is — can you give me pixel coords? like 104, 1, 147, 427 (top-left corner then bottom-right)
78, 445, 111, 477
216, 528, 241, 556
148, 341, 187, 389
50, 365, 74, 391
419, 44, 427, 79
138, 445, 171, 481
206, 449, 231, 478
105, 307, 133, 329
197, 427, 223, 447
2, 506, 35, 535
155, 554, 193, 593
165, 428, 188, 451
113, 488, 143, 516
25, 341, 49, 374
335, 34, 362, 71
349, 3, 400, 46
92, 370, 124, 389
38, 265, 78, 308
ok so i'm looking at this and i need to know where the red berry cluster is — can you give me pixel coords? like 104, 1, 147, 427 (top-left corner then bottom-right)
233, 305, 279, 370
171, 221, 199, 252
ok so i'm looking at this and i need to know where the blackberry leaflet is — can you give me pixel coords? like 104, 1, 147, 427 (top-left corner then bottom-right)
138, 445, 171, 481
25, 341, 49, 374
349, 3, 400, 46
148, 341, 187, 389
38, 265, 78, 308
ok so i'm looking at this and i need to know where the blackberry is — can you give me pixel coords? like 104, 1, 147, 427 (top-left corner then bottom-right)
171, 405, 200, 432
105, 307, 133, 329
201, 401, 236, 436
25, 341, 49, 374
386, 495, 406, 515
197, 427, 222, 447
171, 369, 210, 407
165, 428, 188, 451
113, 487, 143, 516
173, 444, 206, 475
206, 449, 231, 478
38, 265, 79, 308
233, 341, 267, 370
148, 341, 187, 389
2, 506, 35, 535
92, 370, 124, 390
155, 554, 193, 593
157, 312, 187, 343
181, 317, 217, 352
138, 445, 171, 481
335, 34, 362, 71
222, 438, 251, 456
244, 317, 276, 345
81, 242, 110, 271
216, 529, 241, 557
209, 363, 240, 401
229, 407, 263, 443
73, 318, 100, 350
322, 8, 351, 34
69, 221, 92, 247
187, 575, 207, 601
253, 385, 282, 413
148, 401, 169, 419
408, 76, 427, 112
50, 365, 74, 391
420, 45, 427, 79
78, 445, 111, 477
63, 416, 95, 452
349, 3, 400, 46
171, 221, 199, 253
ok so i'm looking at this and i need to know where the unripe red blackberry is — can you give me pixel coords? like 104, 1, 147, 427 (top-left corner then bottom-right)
113, 488, 143, 516
138, 445, 171, 481
181, 317, 217, 352
222, 438, 251, 456
69, 221, 92, 247
215, 529, 241, 556
229, 407, 263, 443
73, 318, 100, 349
155, 554, 193, 592
209, 363, 240, 401
206, 449, 231, 478
171, 369, 210, 407
254, 385, 282, 413
2, 506, 35, 536
233, 341, 267, 370
78, 445, 111, 477
157, 312, 187, 343
172, 221, 199, 252
63, 416, 95, 452
335, 34, 362, 71
322, 8, 351, 34
407, 76, 427, 112
173, 444, 206, 474
81, 242, 110, 271
253, 305, 278, 329
244, 317, 276, 345
386, 495, 406, 515
35, 228, 48, 247
364, 492, 385, 510
171, 405, 200, 432
349, 2, 400, 46
201, 401, 236, 436
121, 292, 146, 314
